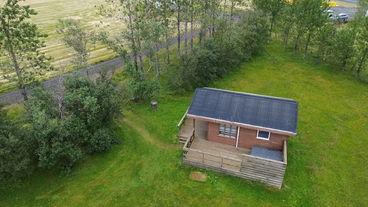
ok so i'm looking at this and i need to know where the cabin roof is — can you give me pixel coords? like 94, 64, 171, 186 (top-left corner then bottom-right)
187, 88, 298, 134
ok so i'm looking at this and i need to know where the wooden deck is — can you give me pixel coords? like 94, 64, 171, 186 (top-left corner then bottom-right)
183, 135, 287, 189
178, 118, 193, 144
185, 137, 250, 171
177, 111, 287, 188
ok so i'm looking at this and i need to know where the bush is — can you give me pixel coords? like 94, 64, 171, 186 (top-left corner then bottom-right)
22, 71, 123, 175
87, 128, 120, 154
0, 104, 33, 189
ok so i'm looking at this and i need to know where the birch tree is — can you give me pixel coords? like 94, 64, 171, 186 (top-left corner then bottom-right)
98, 0, 139, 71
0, 0, 53, 101
56, 19, 95, 75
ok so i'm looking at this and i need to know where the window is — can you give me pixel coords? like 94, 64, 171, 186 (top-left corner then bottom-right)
219, 124, 237, 138
257, 130, 270, 140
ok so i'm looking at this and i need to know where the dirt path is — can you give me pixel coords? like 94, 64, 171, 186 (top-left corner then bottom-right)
121, 118, 181, 151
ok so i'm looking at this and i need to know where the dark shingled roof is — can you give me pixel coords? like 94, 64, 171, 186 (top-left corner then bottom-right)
187, 88, 298, 134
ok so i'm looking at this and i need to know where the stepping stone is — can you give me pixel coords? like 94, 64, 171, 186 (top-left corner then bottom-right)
189, 171, 206, 182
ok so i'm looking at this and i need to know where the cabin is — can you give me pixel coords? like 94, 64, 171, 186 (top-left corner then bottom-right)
177, 88, 298, 188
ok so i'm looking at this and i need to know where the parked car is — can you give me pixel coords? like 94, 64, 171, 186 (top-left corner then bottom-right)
327, 10, 348, 23
338, 13, 348, 23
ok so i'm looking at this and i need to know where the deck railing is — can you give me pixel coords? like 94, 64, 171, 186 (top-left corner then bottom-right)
177, 109, 188, 133
183, 136, 288, 189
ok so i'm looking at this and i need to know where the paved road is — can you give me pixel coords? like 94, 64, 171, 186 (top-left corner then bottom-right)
0, 30, 200, 105
339, 0, 358, 5
0, 16, 243, 105
332, 6, 357, 16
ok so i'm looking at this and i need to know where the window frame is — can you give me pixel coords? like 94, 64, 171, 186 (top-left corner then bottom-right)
218, 124, 237, 139
256, 130, 270, 140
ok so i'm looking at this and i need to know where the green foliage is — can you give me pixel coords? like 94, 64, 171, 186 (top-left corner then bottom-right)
56, 19, 95, 72
128, 72, 162, 101
242, 10, 269, 57
87, 127, 120, 154
0, 104, 32, 189
169, 10, 267, 91
21, 71, 122, 175
331, 26, 356, 70
0, 0, 53, 99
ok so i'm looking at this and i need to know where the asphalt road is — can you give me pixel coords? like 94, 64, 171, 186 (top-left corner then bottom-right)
339, 0, 358, 5
332, 6, 357, 17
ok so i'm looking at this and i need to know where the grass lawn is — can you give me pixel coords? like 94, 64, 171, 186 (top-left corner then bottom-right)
0, 41, 367, 206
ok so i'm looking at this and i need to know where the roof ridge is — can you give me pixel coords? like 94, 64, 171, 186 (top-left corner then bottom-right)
202, 87, 296, 102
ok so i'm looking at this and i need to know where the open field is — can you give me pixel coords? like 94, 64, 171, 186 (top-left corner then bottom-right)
0, 0, 121, 93
0, 41, 367, 206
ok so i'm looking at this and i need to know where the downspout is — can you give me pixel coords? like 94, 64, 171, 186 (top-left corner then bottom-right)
236, 127, 240, 147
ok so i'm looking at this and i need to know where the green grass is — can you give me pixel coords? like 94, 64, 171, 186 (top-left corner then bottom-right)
1, 41, 367, 206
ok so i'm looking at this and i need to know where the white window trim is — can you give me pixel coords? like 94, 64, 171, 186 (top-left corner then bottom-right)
256, 130, 270, 140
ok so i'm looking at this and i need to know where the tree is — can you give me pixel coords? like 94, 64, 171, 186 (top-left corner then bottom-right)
98, 0, 139, 71
0, 0, 53, 101
0, 104, 32, 189
279, 3, 294, 51
139, 20, 166, 77
301, 0, 329, 59
56, 19, 95, 75
331, 27, 356, 70
314, 23, 334, 63
355, 17, 368, 77
190, 0, 194, 52
177, 0, 181, 58
24, 71, 121, 175
253, 0, 285, 44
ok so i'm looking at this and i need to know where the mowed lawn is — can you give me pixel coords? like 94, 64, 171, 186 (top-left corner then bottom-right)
0, 41, 367, 206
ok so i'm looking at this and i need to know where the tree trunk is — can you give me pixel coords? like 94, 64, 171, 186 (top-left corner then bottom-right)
199, 0, 204, 49
127, 3, 138, 72
294, 32, 301, 54
211, 0, 215, 37
185, 0, 188, 55
356, 51, 367, 77
228, 1, 234, 41
223, 0, 227, 18
0, 17, 27, 100
177, 0, 181, 58
342, 60, 346, 71
283, 30, 289, 51
136, 23, 144, 74
274, 22, 277, 41
204, 0, 207, 41
156, 44, 160, 77
303, 33, 311, 59
164, 0, 170, 64
268, 19, 274, 44
190, 0, 194, 52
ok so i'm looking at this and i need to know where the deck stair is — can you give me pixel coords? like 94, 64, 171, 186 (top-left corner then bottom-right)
177, 109, 194, 144
178, 118, 194, 144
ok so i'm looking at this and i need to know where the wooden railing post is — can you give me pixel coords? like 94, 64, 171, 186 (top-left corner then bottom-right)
283, 140, 287, 164
177, 109, 188, 133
